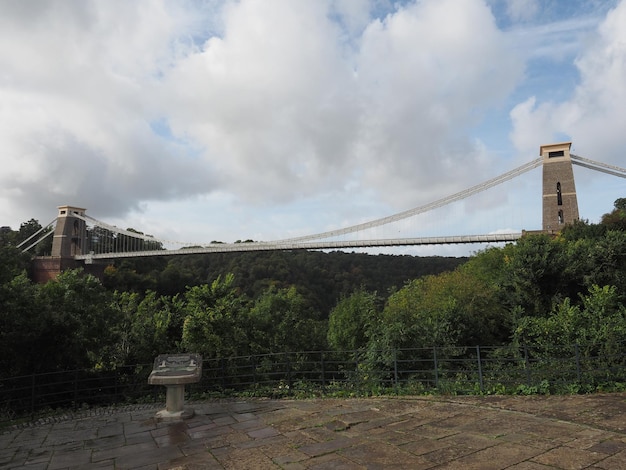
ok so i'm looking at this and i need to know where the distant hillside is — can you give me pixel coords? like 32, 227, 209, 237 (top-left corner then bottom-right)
104, 250, 467, 316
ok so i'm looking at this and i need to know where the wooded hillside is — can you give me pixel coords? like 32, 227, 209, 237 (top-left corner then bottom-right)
1, 198, 625, 382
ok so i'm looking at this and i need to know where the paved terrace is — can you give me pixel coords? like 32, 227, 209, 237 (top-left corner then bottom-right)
1, 393, 625, 469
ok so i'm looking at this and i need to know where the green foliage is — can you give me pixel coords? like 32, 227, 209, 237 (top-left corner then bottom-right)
499, 234, 569, 317
0, 274, 46, 376
38, 269, 120, 369
0, 222, 36, 282
104, 250, 465, 315
113, 290, 185, 365
600, 198, 626, 231
513, 285, 626, 370
370, 268, 504, 353
327, 288, 380, 351
579, 231, 626, 297
103, 257, 166, 293
0, 269, 119, 376
516, 380, 551, 396
0, 245, 31, 284
0, 219, 52, 256
561, 219, 607, 241
249, 286, 327, 354
181, 274, 251, 359
374, 277, 455, 351
3, 199, 626, 399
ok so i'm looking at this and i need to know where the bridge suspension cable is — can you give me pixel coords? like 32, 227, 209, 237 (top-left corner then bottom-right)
73, 212, 206, 251
21, 152, 624, 258
18, 218, 57, 253
276, 157, 543, 243
571, 154, 626, 178
63, 157, 544, 256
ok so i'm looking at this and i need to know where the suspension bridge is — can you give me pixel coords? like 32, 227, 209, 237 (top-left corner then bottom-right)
22, 142, 625, 281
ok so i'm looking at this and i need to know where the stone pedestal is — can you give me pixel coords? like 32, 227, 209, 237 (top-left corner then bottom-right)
148, 354, 202, 420
155, 384, 195, 419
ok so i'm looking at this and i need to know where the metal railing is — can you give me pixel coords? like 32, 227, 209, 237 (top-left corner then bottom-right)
2, 343, 625, 428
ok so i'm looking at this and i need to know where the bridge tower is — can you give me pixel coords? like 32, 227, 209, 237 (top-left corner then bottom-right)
541, 142, 579, 231
51, 205, 87, 257
32, 205, 105, 283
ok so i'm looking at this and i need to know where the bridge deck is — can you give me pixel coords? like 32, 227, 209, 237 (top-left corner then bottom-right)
75, 233, 523, 260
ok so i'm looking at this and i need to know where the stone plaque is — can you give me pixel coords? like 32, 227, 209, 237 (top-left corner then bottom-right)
148, 353, 202, 385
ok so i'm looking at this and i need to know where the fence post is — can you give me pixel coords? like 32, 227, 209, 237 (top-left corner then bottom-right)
252, 356, 257, 391
476, 345, 484, 393
320, 351, 326, 392
574, 344, 582, 383
221, 358, 226, 390
524, 345, 531, 387
73, 369, 79, 410
393, 348, 399, 389
30, 373, 36, 419
285, 353, 292, 389
433, 346, 439, 389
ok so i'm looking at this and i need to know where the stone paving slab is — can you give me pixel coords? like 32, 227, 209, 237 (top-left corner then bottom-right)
1, 393, 625, 469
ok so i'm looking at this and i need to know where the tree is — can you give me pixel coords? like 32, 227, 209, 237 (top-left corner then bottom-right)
181, 274, 251, 359
614, 198, 626, 211
370, 277, 448, 355
111, 290, 142, 365
513, 285, 626, 367
327, 288, 379, 351
599, 197, 626, 231
18, 219, 52, 255
370, 267, 504, 354
0, 244, 31, 284
579, 231, 626, 300
249, 286, 327, 354
0, 274, 47, 376
0, 225, 16, 245
560, 219, 606, 241
157, 263, 195, 296
499, 234, 569, 317
0, 269, 119, 376
113, 290, 185, 365
0, 221, 45, 283
39, 269, 119, 370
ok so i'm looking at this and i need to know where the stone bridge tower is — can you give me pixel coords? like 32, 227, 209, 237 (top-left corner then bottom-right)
541, 142, 579, 232
51, 205, 87, 257
32, 205, 104, 283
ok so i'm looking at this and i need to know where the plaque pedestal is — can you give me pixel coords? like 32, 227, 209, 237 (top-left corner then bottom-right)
148, 354, 202, 420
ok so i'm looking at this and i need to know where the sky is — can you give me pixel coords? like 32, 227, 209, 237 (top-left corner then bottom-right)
1, 0, 625, 256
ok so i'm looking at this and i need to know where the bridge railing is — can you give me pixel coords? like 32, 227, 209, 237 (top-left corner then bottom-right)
2, 343, 625, 428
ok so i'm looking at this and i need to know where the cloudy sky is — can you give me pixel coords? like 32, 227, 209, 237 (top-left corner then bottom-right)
1, 0, 625, 255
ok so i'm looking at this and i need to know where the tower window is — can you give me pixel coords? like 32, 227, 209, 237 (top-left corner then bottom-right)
558, 210, 564, 224
557, 182, 562, 206
549, 150, 565, 158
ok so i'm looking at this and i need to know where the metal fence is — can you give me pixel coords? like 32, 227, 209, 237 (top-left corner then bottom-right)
2, 343, 625, 428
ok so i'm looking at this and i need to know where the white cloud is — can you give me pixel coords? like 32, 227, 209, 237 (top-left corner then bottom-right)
0, 0, 217, 221
505, 0, 539, 22
1, 0, 620, 251
158, 0, 521, 214
160, 0, 361, 205
510, 0, 626, 164
508, 0, 626, 225
354, 0, 521, 206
